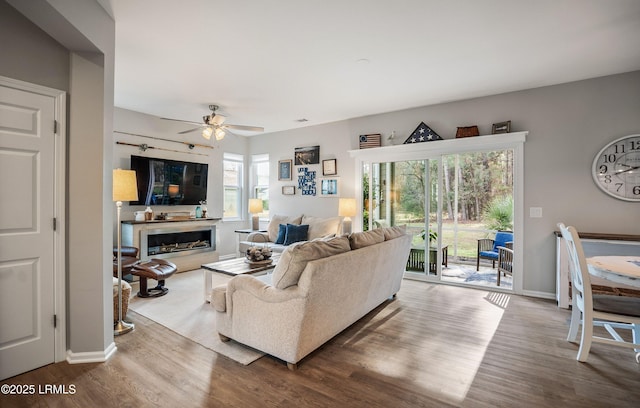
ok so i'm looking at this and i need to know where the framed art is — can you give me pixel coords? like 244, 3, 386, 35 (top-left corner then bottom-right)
492, 120, 511, 134
278, 159, 292, 180
322, 158, 337, 176
294, 145, 320, 165
297, 167, 316, 196
319, 178, 339, 197
282, 185, 296, 195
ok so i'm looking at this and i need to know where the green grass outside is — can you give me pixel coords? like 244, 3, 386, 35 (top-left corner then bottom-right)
381, 217, 497, 259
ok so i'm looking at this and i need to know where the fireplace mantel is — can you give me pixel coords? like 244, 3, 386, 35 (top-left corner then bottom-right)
122, 218, 220, 272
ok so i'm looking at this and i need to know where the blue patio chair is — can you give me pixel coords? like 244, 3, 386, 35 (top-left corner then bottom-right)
477, 231, 513, 271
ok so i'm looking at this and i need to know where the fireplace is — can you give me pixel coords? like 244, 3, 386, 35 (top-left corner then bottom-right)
140, 224, 216, 260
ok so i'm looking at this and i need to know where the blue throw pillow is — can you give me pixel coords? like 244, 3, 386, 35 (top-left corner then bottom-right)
274, 224, 287, 244
283, 224, 309, 245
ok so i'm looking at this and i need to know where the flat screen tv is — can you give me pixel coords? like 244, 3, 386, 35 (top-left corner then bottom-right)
130, 155, 208, 206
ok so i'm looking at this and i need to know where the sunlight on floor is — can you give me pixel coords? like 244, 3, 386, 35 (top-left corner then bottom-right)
367, 288, 507, 404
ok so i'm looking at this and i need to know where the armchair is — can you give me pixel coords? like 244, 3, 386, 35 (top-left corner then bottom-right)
112, 246, 139, 278
477, 231, 513, 271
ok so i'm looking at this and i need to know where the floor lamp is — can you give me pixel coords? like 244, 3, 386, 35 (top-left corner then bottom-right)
113, 169, 138, 336
339, 198, 357, 235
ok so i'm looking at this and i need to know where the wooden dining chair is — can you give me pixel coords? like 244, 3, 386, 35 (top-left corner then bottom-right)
557, 223, 640, 362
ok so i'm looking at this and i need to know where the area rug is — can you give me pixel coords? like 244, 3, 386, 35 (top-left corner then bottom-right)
127, 269, 265, 365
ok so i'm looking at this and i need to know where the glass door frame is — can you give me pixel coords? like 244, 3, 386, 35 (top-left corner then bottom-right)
350, 132, 527, 294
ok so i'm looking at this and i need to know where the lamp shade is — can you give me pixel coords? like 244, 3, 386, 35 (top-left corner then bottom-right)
202, 127, 213, 139
339, 198, 357, 217
167, 184, 180, 198
249, 198, 263, 214
113, 169, 138, 202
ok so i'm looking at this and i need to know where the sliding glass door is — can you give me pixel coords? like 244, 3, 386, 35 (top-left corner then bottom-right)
363, 149, 515, 290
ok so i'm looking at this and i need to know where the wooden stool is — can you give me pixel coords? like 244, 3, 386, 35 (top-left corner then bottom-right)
131, 259, 177, 298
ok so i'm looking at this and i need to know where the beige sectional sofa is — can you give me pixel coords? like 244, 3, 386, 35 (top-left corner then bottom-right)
211, 226, 411, 369
239, 214, 343, 254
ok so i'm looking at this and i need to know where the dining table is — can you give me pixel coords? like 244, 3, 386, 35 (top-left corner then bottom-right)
587, 255, 640, 362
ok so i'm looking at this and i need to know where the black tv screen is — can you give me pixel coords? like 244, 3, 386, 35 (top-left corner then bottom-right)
130, 155, 208, 206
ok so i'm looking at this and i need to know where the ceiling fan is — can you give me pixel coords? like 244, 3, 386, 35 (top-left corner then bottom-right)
161, 104, 264, 141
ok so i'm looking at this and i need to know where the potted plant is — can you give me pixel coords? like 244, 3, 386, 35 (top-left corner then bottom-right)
420, 228, 438, 266
420, 228, 438, 248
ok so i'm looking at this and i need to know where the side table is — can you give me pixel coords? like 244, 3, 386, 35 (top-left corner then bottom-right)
406, 246, 448, 273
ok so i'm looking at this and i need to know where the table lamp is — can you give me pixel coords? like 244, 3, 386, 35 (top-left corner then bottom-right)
339, 198, 357, 235
249, 198, 263, 230
113, 169, 138, 336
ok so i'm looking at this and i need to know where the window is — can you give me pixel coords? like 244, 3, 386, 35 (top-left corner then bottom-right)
252, 154, 269, 219
223, 153, 243, 220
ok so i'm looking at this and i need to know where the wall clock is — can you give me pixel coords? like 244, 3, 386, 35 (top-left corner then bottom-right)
592, 134, 640, 201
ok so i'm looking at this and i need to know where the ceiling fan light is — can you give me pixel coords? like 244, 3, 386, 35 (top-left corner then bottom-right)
202, 127, 213, 139
214, 128, 225, 140
211, 114, 226, 126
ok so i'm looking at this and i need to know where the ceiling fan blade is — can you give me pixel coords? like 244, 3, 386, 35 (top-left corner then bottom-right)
178, 127, 202, 135
224, 124, 264, 132
160, 117, 202, 126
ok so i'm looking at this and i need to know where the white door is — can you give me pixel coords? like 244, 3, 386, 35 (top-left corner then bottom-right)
0, 83, 56, 380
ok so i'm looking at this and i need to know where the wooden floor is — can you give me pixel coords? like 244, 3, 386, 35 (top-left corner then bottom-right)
2, 280, 640, 407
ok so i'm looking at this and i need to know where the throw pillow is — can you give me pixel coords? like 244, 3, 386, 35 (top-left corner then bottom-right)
283, 224, 309, 246
383, 225, 407, 240
301, 215, 342, 240
267, 214, 303, 242
348, 228, 385, 250
274, 224, 287, 245
271, 235, 351, 289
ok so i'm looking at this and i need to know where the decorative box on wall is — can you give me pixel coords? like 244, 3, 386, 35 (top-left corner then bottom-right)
359, 134, 381, 149
455, 126, 480, 138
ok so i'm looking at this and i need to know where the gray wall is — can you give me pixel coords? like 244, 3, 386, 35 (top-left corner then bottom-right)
3, 0, 117, 356
251, 71, 640, 297
0, 1, 69, 91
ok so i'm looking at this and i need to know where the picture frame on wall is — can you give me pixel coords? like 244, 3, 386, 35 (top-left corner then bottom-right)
491, 120, 511, 134
319, 178, 339, 197
322, 158, 337, 176
282, 185, 296, 195
278, 159, 292, 180
294, 145, 320, 165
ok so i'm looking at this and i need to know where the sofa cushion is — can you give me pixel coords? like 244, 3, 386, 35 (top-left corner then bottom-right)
348, 228, 385, 249
283, 224, 309, 246
272, 235, 351, 289
301, 215, 342, 240
274, 224, 287, 244
268, 214, 303, 242
383, 225, 407, 240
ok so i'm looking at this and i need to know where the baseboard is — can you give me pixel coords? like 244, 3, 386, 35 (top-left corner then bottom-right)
66, 342, 117, 364
521, 289, 555, 300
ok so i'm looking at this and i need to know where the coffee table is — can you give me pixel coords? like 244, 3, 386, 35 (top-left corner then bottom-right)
202, 256, 278, 302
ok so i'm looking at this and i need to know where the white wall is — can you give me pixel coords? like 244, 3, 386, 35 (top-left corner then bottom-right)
113, 108, 250, 257
250, 71, 640, 297
113, 72, 640, 298
249, 120, 356, 218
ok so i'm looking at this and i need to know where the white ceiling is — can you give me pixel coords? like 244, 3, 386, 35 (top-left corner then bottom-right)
109, 0, 640, 136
